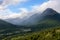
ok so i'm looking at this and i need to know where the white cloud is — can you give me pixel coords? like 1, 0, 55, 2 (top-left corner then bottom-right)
0, 8, 29, 19
0, 0, 60, 25
3, 0, 28, 5
19, 8, 29, 13
31, 0, 60, 13
0, 0, 60, 19
0, 0, 28, 10
0, 0, 29, 19
4, 0, 27, 5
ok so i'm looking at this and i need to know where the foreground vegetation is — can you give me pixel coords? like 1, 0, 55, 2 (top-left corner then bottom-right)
0, 18, 60, 40
2, 27, 60, 40
0, 11, 60, 40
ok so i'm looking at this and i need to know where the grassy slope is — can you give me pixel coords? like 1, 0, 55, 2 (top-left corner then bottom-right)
30, 18, 60, 32
2, 18, 60, 40
1, 8, 60, 40
3, 26, 60, 40
0, 20, 27, 39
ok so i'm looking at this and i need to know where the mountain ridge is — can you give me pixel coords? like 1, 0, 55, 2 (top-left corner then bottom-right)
0, 8, 60, 40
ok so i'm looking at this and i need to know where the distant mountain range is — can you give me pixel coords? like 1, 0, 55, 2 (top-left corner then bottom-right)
0, 8, 60, 40
0, 8, 60, 30
21, 8, 60, 26
4, 8, 60, 26
25, 8, 60, 31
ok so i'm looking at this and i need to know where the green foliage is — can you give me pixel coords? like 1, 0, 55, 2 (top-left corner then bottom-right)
1, 14, 60, 40
2, 27, 60, 40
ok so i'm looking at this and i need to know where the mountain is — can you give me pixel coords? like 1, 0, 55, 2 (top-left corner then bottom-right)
25, 8, 60, 31
21, 8, 60, 26
41, 8, 60, 20
20, 13, 41, 25
5, 12, 38, 25
42, 8, 57, 16
0, 19, 18, 39
3, 8, 60, 32
0, 19, 25, 39
1, 8, 60, 40
0, 19, 17, 29
3, 8, 60, 27
0, 19, 32, 39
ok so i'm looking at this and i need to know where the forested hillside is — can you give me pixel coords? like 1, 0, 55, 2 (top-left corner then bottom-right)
3, 27, 60, 40
0, 8, 60, 40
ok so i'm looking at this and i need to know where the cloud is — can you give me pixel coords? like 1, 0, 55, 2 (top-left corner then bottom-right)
0, 0, 60, 25
0, 0, 29, 19
2, 0, 28, 5
31, 0, 60, 13
0, 8, 30, 19
0, 0, 28, 10
3, 0, 28, 5
0, 0, 60, 19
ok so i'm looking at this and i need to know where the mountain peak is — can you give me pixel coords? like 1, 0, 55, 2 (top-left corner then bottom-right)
42, 8, 58, 16
45, 8, 54, 11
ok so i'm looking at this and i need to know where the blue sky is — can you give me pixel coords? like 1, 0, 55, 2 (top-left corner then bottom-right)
0, 0, 60, 19
8, 0, 48, 13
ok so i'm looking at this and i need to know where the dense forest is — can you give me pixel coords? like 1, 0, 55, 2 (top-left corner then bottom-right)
1, 16, 60, 40
2, 27, 60, 40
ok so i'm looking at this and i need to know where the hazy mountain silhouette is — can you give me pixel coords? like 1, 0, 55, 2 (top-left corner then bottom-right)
4, 8, 60, 26
29, 8, 60, 31
21, 8, 60, 25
